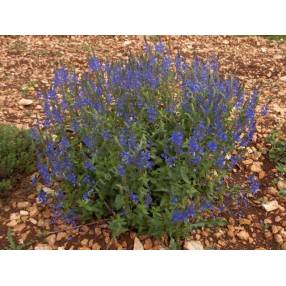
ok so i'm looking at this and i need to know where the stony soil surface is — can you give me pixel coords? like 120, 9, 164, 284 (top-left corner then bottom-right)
0, 36, 285, 250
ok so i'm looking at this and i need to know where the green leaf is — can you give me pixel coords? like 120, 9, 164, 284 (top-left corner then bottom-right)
109, 216, 128, 238
279, 189, 286, 197
114, 194, 125, 210
180, 167, 190, 184
168, 238, 181, 250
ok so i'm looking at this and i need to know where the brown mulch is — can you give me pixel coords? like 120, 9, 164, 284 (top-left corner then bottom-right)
0, 36, 286, 250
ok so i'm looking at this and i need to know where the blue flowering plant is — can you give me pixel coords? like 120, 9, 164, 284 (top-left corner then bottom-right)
32, 43, 259, 239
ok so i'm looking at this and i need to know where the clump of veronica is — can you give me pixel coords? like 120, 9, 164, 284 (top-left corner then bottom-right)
33, 42, 259, 239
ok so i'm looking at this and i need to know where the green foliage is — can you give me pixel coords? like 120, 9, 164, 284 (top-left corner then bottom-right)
168, 238, 181, 250
0, 124, 35, 192
109, 216, 128, 238
279, 189, 286, 197
266, 130, 286, 176
0, 179, 12, 192
6, 229, 24, 250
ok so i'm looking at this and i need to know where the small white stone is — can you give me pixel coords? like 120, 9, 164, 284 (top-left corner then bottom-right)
133, 237, 144, 250
36, 184, 55, 196
262, 200, 280, 212
20, 210, 29, 216
17, 201, 30, 208
184, 240, 204, 250
34, 244, 52, 250
47, 234, 56, 246
237, 230, 250, 241
19, 98, 33, 106
29, 218, 37, 225
6, 220, 18, 227
280, 76, 286, 82
123, 40, 132, 46
42, 186, 56, 196
10, 213, 21, 221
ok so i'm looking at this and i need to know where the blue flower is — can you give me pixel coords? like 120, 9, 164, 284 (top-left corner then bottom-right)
38, 190, 48, 204
172, 206, 195, 223
71, 121, 80, 133
37, 163, 51, 186
130, 193, 139, 204
65, 172, 77, 186
260, 104, 268, 116
229, 155, 239, 168
62, 209, 77, 227
82, 192, 89, 201
162, 57, 171, 77
188, 138, 199, 153
31, 175, 37, 186
215, 156, 225, 168
117, 165, 126, 177
82, 175, 91, 185
188, 138, 204, 155
59, 137, 70, 151
200, 201, 213, 211
155, 42, 164, 54
89, 57, 100, 71
162, 152, 176, 167
84, 160, 95, 171
190, 156, 201, 165
147, 106, 157, 123
83, 136, 93, 149
136, 150, 153, 169
217, 129, 228, 142
101, 131, 111, 141
82, 189, 93, 202
207, 140, 217, 152
106, 93, 113, 104
52, 109, 63, 124
172, 210, 185, 223
170, 131, 184, 147
248, 175, 260, 195
121, 151, 132, 165
54, 68, 68, 87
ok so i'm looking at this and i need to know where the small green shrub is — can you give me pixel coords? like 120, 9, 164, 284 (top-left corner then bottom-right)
0, 124, 35, 192
266, 130, 286, 176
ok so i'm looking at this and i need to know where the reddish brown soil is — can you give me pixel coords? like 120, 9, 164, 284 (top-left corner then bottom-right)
0, 36, 285, 250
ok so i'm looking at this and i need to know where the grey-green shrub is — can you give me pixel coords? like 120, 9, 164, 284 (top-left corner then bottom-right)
0, 124, 35, 192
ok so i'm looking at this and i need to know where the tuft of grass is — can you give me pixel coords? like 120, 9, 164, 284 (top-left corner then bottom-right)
6, 229, 24, 250
262, 35, 286, 42
19, 81, 37, 97
266, 130, 286, 177
8, 40, 27, 54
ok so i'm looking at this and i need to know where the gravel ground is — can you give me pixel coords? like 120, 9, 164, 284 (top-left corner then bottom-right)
0, 36, 285, 250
